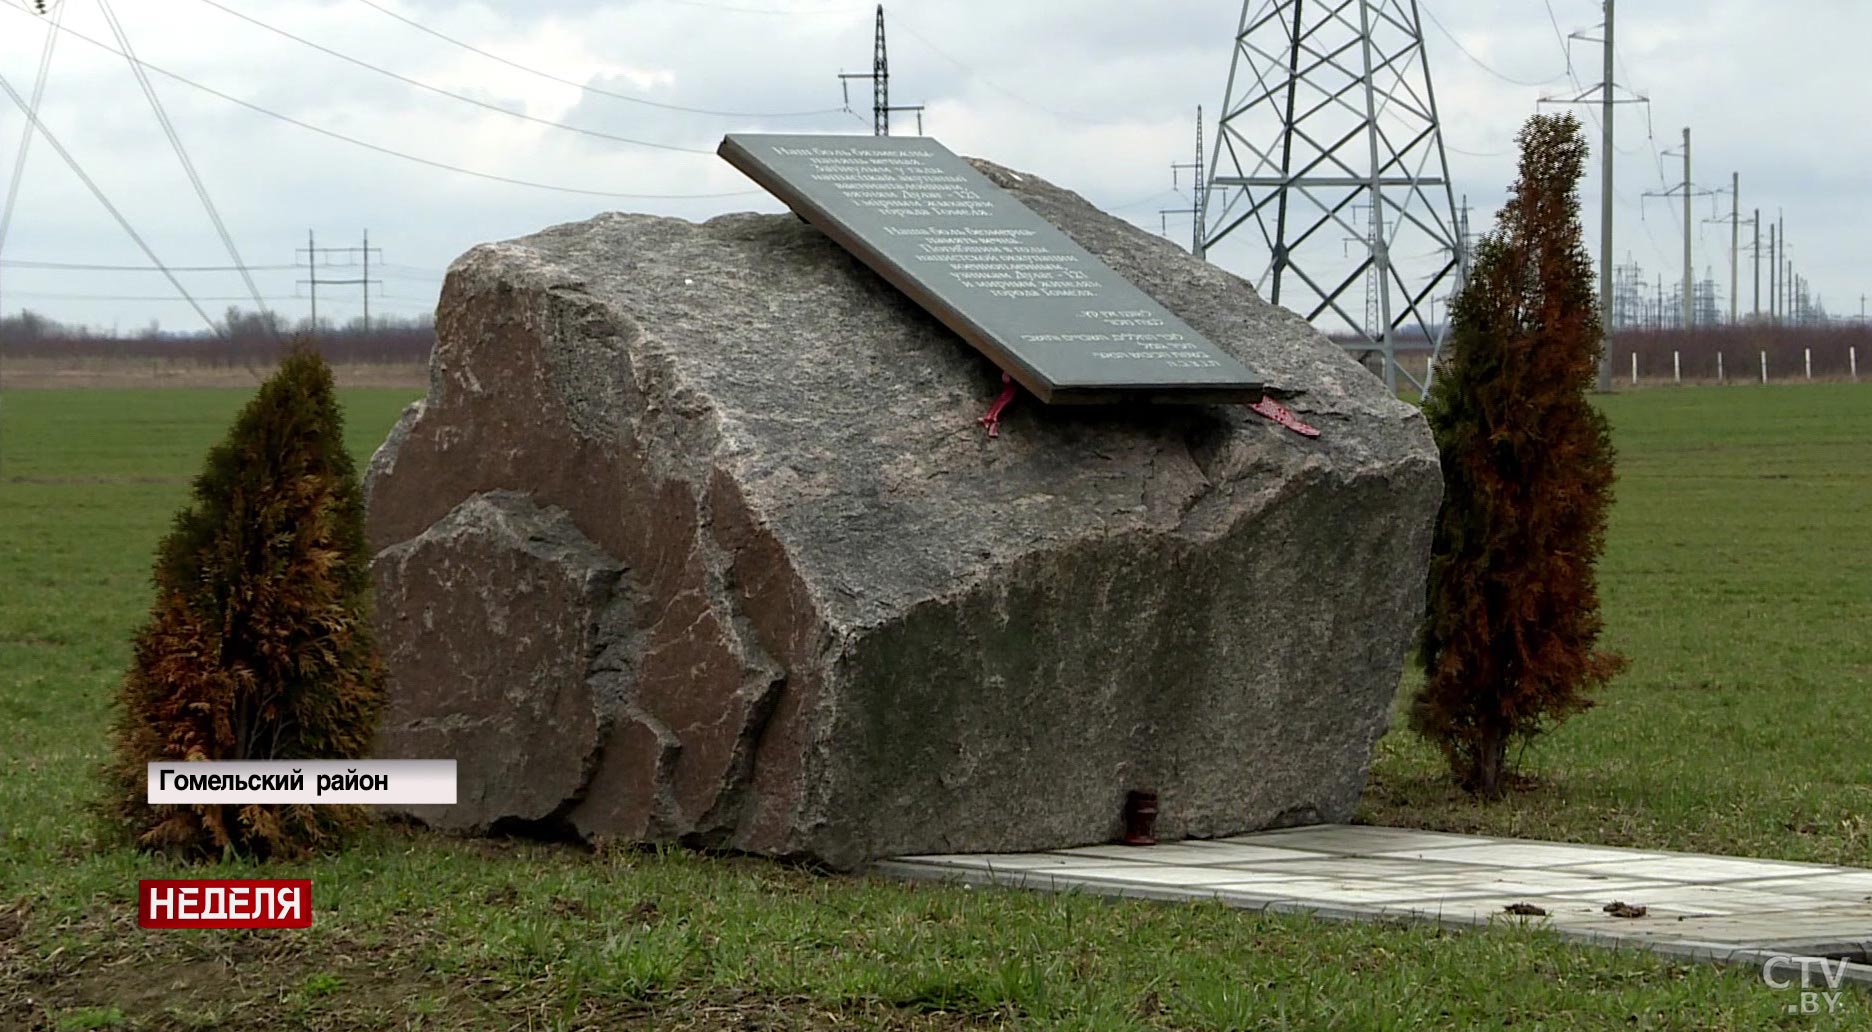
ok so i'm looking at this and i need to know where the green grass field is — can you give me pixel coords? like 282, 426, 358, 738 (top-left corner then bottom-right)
2, 384, 1868, 1030
1364, 386, 1872, 863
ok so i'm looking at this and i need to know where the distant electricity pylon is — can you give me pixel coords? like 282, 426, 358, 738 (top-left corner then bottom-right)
1642, 129, 1717, 333
1200, 0, 1466, 394
1158, 107, 1204, 256
837, 5, 923, 136
1539, 0, 1648, 389
297, 230, 382, 335
1703, 172, 1751, 325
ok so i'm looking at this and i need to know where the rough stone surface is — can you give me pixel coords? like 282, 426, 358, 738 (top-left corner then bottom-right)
365, 159, 1442, 870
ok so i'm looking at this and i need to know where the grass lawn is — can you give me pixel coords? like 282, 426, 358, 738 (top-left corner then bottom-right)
2, 384, 1869, 1030
1363, 385, 1872, 864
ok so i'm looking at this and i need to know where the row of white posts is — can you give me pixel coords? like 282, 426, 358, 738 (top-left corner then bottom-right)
1634, 347, 1860, 385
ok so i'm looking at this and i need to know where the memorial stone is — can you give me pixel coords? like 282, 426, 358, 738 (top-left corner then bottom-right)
364, 154, 1441, 869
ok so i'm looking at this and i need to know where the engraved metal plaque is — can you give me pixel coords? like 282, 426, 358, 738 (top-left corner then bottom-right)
720, 133, 1264, 404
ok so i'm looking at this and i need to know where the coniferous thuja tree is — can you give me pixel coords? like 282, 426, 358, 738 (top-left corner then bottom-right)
1412, 114, 1626, 798
108, 345, 386, 858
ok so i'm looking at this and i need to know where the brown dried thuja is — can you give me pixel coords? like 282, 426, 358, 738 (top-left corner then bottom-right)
1413, 114, 1627, 799
108, 345, 385, 858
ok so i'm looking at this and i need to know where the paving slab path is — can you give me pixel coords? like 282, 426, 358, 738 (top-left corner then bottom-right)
876, 825, 1872, 984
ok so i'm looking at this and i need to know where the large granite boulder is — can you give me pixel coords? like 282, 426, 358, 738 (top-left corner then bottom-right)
364, 159, 1441, 870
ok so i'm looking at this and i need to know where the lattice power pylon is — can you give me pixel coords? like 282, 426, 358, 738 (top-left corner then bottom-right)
838, 5, 923, 136
1200, 0, 1466, 393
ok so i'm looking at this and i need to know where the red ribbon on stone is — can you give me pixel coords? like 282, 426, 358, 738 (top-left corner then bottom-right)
1250, 396, 1320, 437
979, 373, 1018, 438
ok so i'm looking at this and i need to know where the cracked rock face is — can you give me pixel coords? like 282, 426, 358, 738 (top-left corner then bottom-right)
364, 159, 1441, 870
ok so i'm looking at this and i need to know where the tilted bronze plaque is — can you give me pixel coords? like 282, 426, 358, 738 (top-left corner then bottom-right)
719, 133, 1264, 405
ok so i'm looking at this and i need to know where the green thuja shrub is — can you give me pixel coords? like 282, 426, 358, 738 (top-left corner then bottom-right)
109, 345, 386, 858
1413, 114, 1627, 798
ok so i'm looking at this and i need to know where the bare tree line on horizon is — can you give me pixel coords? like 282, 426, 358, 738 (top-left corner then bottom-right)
5, 306, 1865, 381
1, 306, 435, 366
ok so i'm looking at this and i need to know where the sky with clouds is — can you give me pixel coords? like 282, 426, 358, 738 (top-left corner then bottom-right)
0, 0, 1863, 335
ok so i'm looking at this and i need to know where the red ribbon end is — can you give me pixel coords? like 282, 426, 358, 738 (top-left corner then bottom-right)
1250, 396, 1320, 437
980, 373, 1018, 439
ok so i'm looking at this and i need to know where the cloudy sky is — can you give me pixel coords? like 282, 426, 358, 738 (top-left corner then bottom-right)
0, 0, 1863, 335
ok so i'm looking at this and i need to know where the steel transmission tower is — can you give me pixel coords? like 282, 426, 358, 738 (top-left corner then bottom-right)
1200, 0, 1466, 394
837, 6, 922, 136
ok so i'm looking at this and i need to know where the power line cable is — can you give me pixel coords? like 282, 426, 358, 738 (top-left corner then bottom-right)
1102, 188, 1182, 212
1539, 0, 1604, 139
1542, 0, 1578, 87
0, 0, 64, 480
0, 0, 60, 260
10, 291, 324, 301
1630, 189, 1668, 263
1539, 0, 1604, 140
9, 295, 437, 312
0, 8, 761, 200
1613, 43, 1644, 115
314, 260, 446, 281
311, 295, 431, 307
1, 259, 453, 282
1632, 67, 1670, 192
1421, 6, 1568, 87
665, 0, 846, 14
1444, 141, 1513, 158
0, 68, 222, 336
2, 258, 301, 271
97, 0, 273, 331
352, 0, 842, 119
888, 14, 1102, 125
194, 0, 717, 155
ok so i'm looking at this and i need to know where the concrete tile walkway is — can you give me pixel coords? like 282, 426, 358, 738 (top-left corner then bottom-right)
874, 825, 1872, 983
